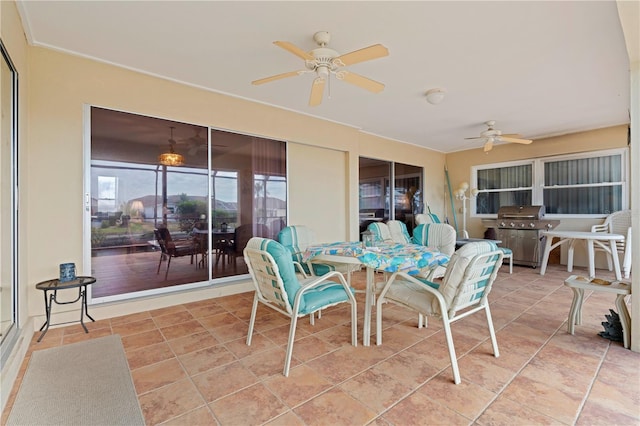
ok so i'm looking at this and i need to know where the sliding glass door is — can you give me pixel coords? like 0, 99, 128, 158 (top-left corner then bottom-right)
358, 157, 423, 236
88, 107, 286, 301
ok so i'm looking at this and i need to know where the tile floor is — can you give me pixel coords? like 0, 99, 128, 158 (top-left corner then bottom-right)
3, 263, 639, 425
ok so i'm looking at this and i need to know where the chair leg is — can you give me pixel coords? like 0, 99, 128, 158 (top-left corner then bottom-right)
484, 305, 500, 358
441, 314, 461, 384
157, 254, 163, 275
164, 256, 172, 280
246, 294, 259, 346
284, 314, 300, 377
508, 255, 513, 274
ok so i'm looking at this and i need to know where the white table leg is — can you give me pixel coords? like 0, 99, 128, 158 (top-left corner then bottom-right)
567, 239, 577, 273
609, 240, 622, 280
363, 267, 374, 346
587, 240, 596, 278
540, 236, 554, 275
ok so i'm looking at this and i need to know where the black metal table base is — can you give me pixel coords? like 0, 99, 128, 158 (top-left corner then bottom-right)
36, 277, 97, 342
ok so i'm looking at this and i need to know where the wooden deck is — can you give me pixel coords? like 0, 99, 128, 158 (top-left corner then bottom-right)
90, 249, 248, 298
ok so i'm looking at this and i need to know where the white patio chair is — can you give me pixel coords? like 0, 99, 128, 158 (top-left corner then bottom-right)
376, 241, 503, 384
244, 237, 357, 376
591, 209, 632, 278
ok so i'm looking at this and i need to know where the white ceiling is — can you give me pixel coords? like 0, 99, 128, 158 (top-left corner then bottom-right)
17, 1, 631, 153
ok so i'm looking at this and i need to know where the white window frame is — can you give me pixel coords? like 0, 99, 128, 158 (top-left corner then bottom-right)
471, 148, 629, 219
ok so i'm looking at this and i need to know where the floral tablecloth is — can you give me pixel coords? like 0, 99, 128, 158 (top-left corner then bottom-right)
303, 241, 449, 275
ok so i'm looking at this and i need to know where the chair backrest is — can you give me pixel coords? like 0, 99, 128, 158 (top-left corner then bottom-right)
277, 225, 317, 264
367, 222, 392, 242
154, 227, 172, 255
437, 241, 503, 317
244, 237, 305, 313
233, 223, 270, 256
415, 213, 441, 225
386, 220, 411, 244
412, 223, 457, 256
592, 209, 632, 251
367, 221, 411, 244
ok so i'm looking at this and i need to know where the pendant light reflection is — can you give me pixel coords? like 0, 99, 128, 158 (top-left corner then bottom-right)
158, 126, 184, 166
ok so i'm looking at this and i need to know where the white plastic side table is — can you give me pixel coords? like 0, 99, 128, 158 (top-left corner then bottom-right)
564, 275, 631, 349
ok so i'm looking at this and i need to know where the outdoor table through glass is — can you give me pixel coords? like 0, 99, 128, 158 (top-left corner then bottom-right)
35, 276, 97, 342
303, 241, 450, 346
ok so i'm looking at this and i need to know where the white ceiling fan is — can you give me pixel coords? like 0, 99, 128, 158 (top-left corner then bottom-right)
178, 128, 227, 156
465, 120, 533, 152
252, 31, 389, 106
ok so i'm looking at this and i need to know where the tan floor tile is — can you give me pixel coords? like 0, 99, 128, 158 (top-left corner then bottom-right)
132, 358, 187, 394
294, 387, 376, 426
112, 318, 158, 337
226, 332, 277, 358
139, 378, 205, 425
240, 346, 301, 379
371, 349, 439, 388
185, 302, 226, 319
586, 374, 640, 419
121, 329, 165, 351
418, 373, 497, 419
209, 383, 288, 425
110, 311, 152, 325
500, 375, 583, 424
456, 352, 516, 393
126, 341, 175, 370
263, 410, 305, 426
260, 323, 311, 346
577, 399, 640, 425
264, 364, 333, 408
178, 344, 236, 376
160, 319, 207, 340
153, 310, 195, 328
160, 406, 219, 426
340, 368, 412, 414
198, 312, 240, 329
149, 304, 188, 318
477, 395, 564, 425
167, 330, 220, 356
61, 327, 113, 344
381, 389, 471, 425
209, 321, 252, 343
192, 360, 259, 403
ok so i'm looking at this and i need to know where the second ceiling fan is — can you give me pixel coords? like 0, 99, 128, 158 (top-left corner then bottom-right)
465, 121, 533, 152
252, 31, 389, 106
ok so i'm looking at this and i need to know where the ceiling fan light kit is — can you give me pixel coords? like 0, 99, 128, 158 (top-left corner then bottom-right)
158, 126, 184, 166
252, 31, 388, 106
425, 88, 446, 105
465, 120, 533, 152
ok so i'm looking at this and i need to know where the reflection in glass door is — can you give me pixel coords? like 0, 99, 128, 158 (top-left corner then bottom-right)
88, 107, 287, 300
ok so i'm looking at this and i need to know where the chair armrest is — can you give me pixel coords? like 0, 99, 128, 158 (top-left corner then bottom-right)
292, 261, 309, 278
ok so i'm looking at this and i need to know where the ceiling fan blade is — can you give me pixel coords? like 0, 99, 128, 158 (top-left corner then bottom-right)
334, 44, 389, 67
500, 136, 533, 144
309, 77, 325, 106
501, 133, 522, 138
252, 70, 302, 85
338, 71, 385, 93
464, 136, 484, 140
273, 41, 314, 61
484, 140, 494, 152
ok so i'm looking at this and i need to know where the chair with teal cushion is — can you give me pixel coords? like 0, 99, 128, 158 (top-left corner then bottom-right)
244, 237, 357, 376
497, 247, 513, 274
367, 220, 411, 244
277, 225, 358, 281
376, 241, 503, 384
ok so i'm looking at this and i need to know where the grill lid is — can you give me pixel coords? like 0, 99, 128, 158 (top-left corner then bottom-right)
497, 205, 545, 219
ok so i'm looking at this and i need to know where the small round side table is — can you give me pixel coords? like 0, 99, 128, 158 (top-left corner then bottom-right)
35, 276, 97, 342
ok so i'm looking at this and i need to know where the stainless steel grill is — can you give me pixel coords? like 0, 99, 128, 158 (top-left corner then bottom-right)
482, 205, 560, 268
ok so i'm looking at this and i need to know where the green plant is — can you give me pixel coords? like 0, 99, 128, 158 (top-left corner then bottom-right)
175, 198, 207, 232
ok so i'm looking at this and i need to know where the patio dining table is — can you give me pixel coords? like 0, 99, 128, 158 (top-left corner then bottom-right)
303, 241, 450, 346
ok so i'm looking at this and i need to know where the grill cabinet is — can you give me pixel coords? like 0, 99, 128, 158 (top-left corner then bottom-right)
482, 205, 560, 268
